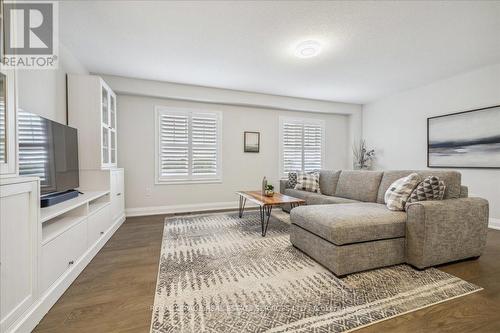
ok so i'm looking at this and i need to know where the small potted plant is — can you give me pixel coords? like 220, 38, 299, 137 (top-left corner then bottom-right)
264, 184, 274, 197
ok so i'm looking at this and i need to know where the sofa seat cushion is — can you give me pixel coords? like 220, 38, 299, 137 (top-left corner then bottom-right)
307, 195, 360, 205
290, 203, 407, 245
284, 189, 359, 205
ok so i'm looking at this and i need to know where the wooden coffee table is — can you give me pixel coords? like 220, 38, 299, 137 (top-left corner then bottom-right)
236, 191, 305, 237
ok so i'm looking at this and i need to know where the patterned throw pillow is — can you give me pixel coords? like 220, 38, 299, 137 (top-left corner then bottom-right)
294, 171, 321, 193
287, 171, 298, 189
384, 173, 422, 211
407, 176, 446, 204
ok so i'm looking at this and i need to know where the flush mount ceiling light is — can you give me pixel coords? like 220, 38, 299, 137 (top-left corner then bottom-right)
294, 40, 322, 58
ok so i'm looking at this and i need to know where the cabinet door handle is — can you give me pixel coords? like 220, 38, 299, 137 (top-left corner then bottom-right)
117, 193, 121, 196
68, 260, 74, 265
100, 231, 105, 235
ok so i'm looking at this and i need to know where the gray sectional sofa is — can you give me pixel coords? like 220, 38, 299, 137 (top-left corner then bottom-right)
280, 170, 489, 276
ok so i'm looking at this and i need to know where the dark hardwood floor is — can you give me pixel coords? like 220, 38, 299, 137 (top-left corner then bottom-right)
34, 214, 500, 333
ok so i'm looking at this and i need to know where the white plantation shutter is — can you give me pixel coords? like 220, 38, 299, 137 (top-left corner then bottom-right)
280, 117, 324, 176
18, 109, 54, 191
191, 113, 218, 176
159, 112, 189, 178
303, 123, 323, 171
0, 102, 5, 162
282, 122, 303, 173
156, 108, 221, 183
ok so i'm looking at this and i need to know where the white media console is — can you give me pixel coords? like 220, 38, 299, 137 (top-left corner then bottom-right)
0, 168, 125, 333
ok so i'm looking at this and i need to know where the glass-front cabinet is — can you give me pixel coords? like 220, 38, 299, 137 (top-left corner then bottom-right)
100, 81, 117, 168
0, 68, 17, 177
68, 75, 119, 170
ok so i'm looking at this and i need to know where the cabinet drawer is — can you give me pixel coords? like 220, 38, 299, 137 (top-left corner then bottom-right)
88, 204, 111, 247
41, 219, 87, 292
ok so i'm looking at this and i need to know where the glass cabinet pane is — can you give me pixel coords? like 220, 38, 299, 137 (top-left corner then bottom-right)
0, 73, 6, 163
110, 131, 116, 164
102, 86, 109, 125
110, 95, 116, 129
102, 126, 109, 164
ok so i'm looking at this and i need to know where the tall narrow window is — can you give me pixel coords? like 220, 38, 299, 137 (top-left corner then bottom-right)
280, 117, 325, 177
156, 107, 222, 184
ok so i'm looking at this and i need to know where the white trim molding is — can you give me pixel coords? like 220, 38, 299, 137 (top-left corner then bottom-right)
125, 201, 261, 217
489, 217, 500, 230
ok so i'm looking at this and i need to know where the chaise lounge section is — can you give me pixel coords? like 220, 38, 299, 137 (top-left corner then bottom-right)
280, 170, 489, 276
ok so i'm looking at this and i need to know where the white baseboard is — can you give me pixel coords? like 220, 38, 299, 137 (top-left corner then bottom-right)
126, 201, 259, 217
10, 214, 126, 333
489, 217, 500, 230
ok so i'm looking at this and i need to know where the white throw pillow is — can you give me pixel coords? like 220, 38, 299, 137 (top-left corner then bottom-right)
294, 171, 321, 194
384, 173, 422, 211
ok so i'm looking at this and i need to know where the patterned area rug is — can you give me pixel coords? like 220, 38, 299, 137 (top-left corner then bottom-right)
150, 211, 481, 333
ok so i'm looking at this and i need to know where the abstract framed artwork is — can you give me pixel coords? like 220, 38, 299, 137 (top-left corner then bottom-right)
427, 105, 500, 169
244, 131, 260, 153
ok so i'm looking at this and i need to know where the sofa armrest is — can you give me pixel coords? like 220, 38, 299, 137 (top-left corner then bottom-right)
405, 197, 489, 269
460, 185, 469, 198
280, 179, 289, 194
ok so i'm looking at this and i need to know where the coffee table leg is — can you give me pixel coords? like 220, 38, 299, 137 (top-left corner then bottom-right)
238, 196, 246, 218
261, 205, 272, 237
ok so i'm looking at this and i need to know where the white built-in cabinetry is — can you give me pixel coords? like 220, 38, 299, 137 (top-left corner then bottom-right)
0, 169, 125, 333
0, 68, 18, 177
110, 168, 125, 221
0, 177, 39, 333
0, 72, 126, 332
68, 74, 118, 170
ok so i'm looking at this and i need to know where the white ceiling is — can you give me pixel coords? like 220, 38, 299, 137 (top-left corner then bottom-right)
60, 1, 500, 104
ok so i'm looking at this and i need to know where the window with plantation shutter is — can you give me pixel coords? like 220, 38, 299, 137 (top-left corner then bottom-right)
156, 107, 222, 183
18, 109, 55, 193
279, 117, 325, 177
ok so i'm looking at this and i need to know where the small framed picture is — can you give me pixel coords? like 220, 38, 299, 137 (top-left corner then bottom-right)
244, 131, 260, 153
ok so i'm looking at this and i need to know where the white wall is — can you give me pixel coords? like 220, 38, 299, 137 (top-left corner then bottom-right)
363, 63, 500, 220
17, 44, 88, 123
118, 95, 351, 215
101, 74, 364, 168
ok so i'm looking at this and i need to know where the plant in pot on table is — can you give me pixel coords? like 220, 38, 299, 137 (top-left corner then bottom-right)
264, 184, 274, 197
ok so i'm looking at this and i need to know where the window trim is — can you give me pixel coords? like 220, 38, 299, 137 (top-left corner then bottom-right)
279, 116, 325, 178
155, 106, 223, 185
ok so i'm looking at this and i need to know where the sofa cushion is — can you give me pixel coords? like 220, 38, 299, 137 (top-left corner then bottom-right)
408, 176, 446, 204
294, 171, 321, 193
335, 170, 383, 202
284, 189, 359, 205
308, 195, 360, 205
384, 173, 422, 211
319, 170, 341, 196
290, 203, 407, 245
376, 170, 461, 203
287, 171, 298, 188
284, 188, 311, 200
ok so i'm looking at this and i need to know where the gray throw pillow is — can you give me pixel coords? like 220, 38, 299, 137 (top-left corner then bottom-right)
407, 176, 446, 204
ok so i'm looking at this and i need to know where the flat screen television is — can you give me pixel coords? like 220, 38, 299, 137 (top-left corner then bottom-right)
18, 110, 79, 196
